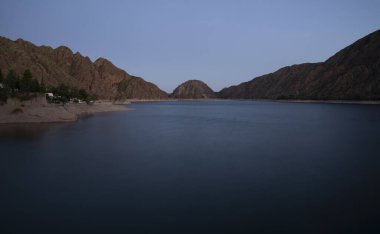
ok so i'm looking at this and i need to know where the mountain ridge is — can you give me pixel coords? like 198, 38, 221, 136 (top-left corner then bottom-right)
218, 29, 380, 100
0, 36, 168, 99
2, 29, 380, 101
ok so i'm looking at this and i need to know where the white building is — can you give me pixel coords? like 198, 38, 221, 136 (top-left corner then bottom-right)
45, 93, 54, 98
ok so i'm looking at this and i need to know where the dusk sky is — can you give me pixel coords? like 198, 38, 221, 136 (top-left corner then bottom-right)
1, 0, 379, 92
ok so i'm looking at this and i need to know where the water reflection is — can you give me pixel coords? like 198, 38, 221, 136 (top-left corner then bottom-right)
0, 123, 57, 138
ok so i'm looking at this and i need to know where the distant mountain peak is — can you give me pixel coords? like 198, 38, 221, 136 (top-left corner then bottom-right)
171, 80, 216, 99
94, 57, 113, 66
55, 45, 73, 53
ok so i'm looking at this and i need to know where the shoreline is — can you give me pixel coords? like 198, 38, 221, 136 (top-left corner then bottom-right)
2, 97, 378, 124
198, 98, 380, 105
129, 98, 380, 105
128, 99, 173, 103
262, 99, 380, 105
0, 97, 130, 124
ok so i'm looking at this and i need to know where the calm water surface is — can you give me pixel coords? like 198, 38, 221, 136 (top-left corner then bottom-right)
1, 100, 380, 233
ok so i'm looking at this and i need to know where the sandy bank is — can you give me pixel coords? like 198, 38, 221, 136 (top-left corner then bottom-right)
0, 97, 130, 124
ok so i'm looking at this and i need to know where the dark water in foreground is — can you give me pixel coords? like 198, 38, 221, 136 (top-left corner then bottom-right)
1, 100, 380, 233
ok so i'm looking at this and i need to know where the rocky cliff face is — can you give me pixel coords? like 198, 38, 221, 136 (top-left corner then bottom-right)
218, 30, 380, 100
0, 36, 167, 99
170, 80, 216, 99
116, 76, 168, 100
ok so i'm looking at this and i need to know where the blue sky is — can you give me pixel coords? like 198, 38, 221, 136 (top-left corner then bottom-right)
1, 0, 379, 92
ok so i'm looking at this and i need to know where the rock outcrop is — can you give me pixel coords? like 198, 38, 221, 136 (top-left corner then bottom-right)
170, 80, 216, 99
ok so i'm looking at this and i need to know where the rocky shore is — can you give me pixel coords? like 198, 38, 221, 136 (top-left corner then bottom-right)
0, 96, 129, 124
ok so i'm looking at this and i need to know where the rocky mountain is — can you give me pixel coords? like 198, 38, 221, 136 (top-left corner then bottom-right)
0, 36, 167, 99
218, 29, 380, 100
170, 80, 216, 99
116, 76, 168, 100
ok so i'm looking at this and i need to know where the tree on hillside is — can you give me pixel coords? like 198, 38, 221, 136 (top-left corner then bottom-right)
79, 89, 88, 101
31, 79, 41, 92
0, 69, 7, 102
4, 70, 20, 90
23, 69, 32, 79
40, 79, 46, 93
20, 69, 41, 93
0, 69, 3, 83
20, 69, 32, 92
69, 87, 79, 99
52, 84, 70, 103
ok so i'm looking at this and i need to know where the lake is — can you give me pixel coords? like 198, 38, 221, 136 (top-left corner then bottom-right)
1, 100, 380, 233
